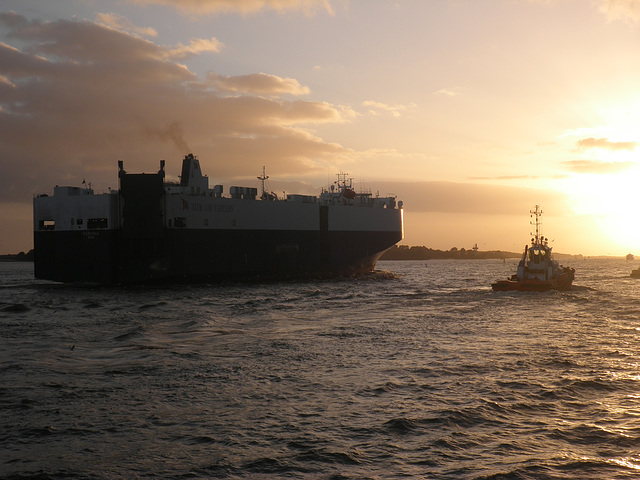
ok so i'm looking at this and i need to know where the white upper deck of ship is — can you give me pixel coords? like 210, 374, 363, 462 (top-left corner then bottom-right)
34, 154, 403, 234
162, 154, 401, 209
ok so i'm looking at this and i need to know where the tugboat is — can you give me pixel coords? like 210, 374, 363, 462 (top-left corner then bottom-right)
492, 205, 575, 291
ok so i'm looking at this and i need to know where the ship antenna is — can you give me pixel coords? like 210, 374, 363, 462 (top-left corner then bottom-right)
336, 172, 350, 190
530, 205, 542, 244
258, 166, 269, 200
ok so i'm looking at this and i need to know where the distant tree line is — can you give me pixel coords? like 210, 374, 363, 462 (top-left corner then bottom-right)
0, 249, 34, 262
380, 245, 520, 260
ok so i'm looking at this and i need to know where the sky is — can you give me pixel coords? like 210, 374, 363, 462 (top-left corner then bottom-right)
2, 0, 640, 256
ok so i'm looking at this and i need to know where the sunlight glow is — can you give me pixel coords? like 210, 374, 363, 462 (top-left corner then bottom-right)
609, 457, 640, 471
560, 166, 640, 252
556, 97, 640, 253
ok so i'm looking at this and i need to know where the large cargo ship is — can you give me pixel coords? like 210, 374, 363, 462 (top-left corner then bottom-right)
33, 154, 404, 284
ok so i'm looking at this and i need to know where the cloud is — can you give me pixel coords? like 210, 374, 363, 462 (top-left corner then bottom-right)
207, 72, 309, 95
597, 0, 640, 22
469, 174, 568, 181
0, 13, 355, 203
575, 137, 638, 151
95, 13, 158, 37
362, 100, 415, 118
0, 11, 28, 28
561, 159, 634, 174
2, 12, 171, 64
95, 15, 224, 60
167, 37, 223, 59
528, 0, 640, 23
433, 88, 462, 97
129, 0, 336, 16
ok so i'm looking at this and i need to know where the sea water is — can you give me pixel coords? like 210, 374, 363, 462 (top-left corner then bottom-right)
2, 258, 640, 479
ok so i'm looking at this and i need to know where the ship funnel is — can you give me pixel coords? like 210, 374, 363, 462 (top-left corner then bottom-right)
179, 153, 208, 190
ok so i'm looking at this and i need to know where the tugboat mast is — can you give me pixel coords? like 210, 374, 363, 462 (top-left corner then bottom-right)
530, 205, 543, 244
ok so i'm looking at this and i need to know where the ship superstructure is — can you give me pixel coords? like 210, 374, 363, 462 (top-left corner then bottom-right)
33, 154, 404, 284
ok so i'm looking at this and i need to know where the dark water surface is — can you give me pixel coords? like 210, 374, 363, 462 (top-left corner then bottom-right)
3, 258, 640, 479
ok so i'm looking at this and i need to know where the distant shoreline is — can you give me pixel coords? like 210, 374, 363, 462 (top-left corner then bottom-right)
380, 245, 519, 261
0, 247, 623, 262
380, 245, 587, 261
0, 250, 34, 262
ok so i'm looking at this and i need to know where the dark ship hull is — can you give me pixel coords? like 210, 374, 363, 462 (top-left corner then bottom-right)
34, 228, 401, 284
33, 155, 404, 284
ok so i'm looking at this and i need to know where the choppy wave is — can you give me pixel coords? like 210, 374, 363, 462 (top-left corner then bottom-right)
4, 258, 640, 478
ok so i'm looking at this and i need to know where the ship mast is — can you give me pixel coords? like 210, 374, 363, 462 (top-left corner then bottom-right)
530, 205, 543, 244
336, 171, 353, 191
258, 166, 269, 200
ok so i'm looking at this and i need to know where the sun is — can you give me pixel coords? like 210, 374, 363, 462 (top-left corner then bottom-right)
555, 99, 640, 254
561, 163, 640, 254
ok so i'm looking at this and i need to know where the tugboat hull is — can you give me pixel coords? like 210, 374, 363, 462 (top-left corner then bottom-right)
491, 268, 575, 292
